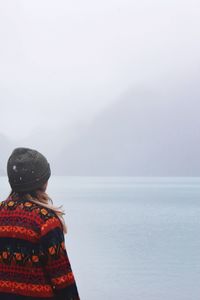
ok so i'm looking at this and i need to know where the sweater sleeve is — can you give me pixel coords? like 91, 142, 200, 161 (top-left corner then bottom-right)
39, 215, 80, 300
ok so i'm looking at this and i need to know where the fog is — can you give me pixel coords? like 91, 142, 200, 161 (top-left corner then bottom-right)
0, 0, 200, 175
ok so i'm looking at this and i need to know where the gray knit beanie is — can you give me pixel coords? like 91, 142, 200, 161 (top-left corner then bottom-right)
7, 147, 51, 192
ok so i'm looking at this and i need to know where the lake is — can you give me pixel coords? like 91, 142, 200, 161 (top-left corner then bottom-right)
0, 176, 200, 300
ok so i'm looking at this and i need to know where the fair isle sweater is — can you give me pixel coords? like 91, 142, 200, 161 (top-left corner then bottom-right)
0, 196, 80, 300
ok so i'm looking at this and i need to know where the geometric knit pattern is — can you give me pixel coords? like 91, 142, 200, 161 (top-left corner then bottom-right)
0, 196, 80, 299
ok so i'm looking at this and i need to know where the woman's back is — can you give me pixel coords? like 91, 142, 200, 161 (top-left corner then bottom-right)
0, 194, 79, 299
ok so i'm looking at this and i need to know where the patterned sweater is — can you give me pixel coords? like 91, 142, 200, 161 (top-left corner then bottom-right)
0, 196, 80, 300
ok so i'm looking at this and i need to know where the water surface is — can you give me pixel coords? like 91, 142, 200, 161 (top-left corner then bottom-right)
0, 176, 200, 300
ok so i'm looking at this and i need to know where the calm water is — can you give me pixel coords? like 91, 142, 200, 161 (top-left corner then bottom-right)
0, 176, 200, 300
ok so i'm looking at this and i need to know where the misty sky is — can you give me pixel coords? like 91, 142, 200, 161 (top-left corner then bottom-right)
0, 0, 200, 140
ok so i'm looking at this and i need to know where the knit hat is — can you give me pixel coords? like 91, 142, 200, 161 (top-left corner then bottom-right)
7, 147, 51, 192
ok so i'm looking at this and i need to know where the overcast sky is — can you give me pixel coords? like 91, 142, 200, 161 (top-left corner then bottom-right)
0, 0, 200, 140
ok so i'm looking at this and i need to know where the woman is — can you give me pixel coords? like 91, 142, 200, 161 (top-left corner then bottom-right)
0, 147, 80, 300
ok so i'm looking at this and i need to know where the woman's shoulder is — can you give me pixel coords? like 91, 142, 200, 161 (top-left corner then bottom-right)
7, 197, 58, 220
23, 199, 64, 236
0, 197, 63, 232
21, 199, 64, 234
22, 199, 59, 221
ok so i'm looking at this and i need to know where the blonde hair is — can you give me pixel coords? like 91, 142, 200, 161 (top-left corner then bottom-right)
9, 189, 67, 234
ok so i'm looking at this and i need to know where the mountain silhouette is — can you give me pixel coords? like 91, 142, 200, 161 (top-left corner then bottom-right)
55, 85, 200, 176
